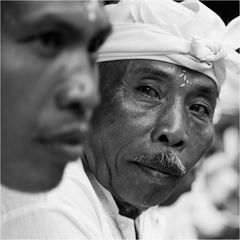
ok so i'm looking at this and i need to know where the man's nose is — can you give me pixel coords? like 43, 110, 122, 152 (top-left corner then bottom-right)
151, 103, 188, 150
57, 74, 99, 116
55, 52, 99, 118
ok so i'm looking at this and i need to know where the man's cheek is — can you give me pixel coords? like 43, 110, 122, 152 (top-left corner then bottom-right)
2, 45, 42, 83
200, 125, 215, 151
192, 127, 214, 158
190, 119, 214, 145
117, 101, 157, 130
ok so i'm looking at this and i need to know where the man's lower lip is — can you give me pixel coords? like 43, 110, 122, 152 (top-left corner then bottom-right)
46, 142, 84, 159
134, 163, 175, 180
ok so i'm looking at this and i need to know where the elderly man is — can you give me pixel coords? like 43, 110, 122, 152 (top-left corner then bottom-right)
82, 0, 239, 238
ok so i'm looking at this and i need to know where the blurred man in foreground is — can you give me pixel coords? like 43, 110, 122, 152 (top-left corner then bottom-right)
1, 0, 111, 192
1, 1, 111, 238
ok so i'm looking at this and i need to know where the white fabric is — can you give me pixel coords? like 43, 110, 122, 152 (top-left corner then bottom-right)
218, 68, 239, 115
1, 160, 135, 239
97, 0, 240, 89
137, 194, 198, 239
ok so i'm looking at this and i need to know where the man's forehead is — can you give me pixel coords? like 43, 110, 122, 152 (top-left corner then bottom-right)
3, 1, 99, 13
130, 59, 219, 96
2, 0, 111, 38
2, 0, 101, 23
3, 0, 99, 6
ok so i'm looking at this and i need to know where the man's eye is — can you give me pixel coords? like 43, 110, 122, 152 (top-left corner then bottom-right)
189, 104, 210, 117
137, 86, 160, 99
38, 32, 63, 48
23, 31, 64, 57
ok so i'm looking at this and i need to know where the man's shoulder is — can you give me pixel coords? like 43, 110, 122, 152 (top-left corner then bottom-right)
1, 160, 111, 239
1, 160, 100, 217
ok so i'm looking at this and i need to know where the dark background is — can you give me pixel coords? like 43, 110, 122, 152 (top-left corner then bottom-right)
203, 1, 239, 24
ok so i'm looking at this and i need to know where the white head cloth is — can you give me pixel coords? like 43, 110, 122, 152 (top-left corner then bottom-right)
97, 0, 240, 89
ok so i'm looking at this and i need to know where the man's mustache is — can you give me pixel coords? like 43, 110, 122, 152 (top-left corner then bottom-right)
133, 150, 186, 176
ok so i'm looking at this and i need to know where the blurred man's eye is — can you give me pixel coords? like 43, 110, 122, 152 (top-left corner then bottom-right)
37, 32, 63, 49
21, 30, 65, 57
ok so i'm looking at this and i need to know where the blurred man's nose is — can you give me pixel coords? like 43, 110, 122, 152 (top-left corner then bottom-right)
55, 51, 99, 118
151, 99, 188, 150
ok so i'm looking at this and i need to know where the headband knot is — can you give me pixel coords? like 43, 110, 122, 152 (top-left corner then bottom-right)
190, 35, 226, 62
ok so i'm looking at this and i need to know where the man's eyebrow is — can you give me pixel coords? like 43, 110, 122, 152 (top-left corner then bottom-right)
88, 24, 112, 52
134, 65, 171, 82
21, 7, 96, 32
196, 84, 219, 99
19, 13, 81, 34
21, 7, 112, 43
34, 18, 79, 32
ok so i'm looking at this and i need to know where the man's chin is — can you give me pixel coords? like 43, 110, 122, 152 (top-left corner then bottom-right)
119, 194, 167, 213
139, 188, 178, 208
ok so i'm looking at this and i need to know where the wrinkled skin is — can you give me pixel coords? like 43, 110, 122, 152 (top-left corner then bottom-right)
159, 167, 197, 206
84, 60, 218, 213
1, 1, 111, 191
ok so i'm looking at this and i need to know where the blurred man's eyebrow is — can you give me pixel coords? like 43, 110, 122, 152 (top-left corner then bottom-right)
88, 25, 112, 52
21, 4, 100, 29
21, 7, 111, 38
22, 12, 84, 29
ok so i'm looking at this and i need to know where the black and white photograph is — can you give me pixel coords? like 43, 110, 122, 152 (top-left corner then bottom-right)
1, 0, 239, 239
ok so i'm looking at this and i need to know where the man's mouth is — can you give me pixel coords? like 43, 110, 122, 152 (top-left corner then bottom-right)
36, 123, 89, 159
134, 162, 179, 180
132, 151, 186, 180
137, 162, 183, 177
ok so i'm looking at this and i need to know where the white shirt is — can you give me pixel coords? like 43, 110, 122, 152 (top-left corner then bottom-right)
1, 160, 135, 239
137, 194, 198, 240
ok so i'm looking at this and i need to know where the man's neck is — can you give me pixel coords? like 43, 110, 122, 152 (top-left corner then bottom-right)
1, 159, 65, 192
113, 196, 142, 220
82, 151, 143, 219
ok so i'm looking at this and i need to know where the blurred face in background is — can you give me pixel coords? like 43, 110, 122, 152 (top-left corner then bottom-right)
1, 0, 111, 191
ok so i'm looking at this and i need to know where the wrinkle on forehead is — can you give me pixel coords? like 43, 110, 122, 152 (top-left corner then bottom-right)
130, 59, 218, 96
